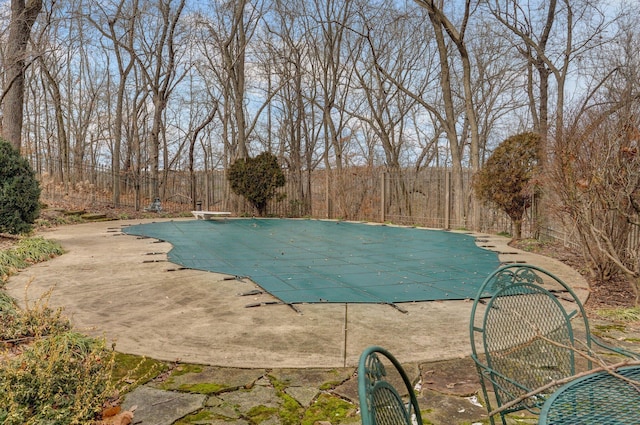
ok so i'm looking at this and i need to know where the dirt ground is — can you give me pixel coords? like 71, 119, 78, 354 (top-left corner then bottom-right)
510, 237, 638, 311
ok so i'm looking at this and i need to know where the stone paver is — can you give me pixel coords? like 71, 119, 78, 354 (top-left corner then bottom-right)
122, 386, 206, 425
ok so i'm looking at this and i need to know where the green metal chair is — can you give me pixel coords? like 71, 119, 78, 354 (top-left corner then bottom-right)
358, 346, 423, 425
469, 264, 639, 425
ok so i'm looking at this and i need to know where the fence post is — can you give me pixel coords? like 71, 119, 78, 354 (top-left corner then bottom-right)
325, 170, 331, 219
380, 171, 386, 223
444, 169, 450, 229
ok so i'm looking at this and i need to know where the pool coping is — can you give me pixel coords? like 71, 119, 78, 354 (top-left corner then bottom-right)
5, 218, 589, 368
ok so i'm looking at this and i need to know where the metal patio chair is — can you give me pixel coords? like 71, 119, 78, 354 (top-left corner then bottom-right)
358, 346, 423, 425
469, 264, 639, 425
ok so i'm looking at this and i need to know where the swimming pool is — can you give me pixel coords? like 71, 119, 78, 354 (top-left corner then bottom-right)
123, 218, 500, 305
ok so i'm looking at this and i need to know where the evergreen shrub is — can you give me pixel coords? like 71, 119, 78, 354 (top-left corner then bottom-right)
0, 139, 41, 234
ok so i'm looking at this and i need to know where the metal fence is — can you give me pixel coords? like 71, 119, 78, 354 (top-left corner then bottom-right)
36, 163, 537, 238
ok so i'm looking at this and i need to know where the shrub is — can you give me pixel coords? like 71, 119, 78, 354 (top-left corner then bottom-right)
227, 152, 286, 216
0, 139, 41, 234
0, 332, 114, 425
550, 110, 640, 304
473, 132, 540, 240
0, 288, 71, 342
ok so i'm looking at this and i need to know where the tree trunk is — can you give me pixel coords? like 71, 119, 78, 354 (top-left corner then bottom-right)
427, 6, 464, 228
230, 0, 248, 159
1, 0, 42, 150
513, 219, 522, 241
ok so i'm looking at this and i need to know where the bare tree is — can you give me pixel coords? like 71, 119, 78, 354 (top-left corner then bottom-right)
262, 0, 307, 195
486, 0, 613, 237
1, 0, 42, 150
351, 6, 420, 172
200, 0, 253, 162
487, 0, 612, 163
471, 20, 529, 162
306, 0, 355, 171
301, 0, 359, 217
185, 56, 219, 210
414, 0, 482, 228
125, 76, 152, 210
37, 46, 70, 182
347, 5, 431, 219
89, 0, 140, 206
133, 0, 187, 201
553, 107, 640, 304
416, 0, 480, 171
24, 0, 106, 187
550, 11, 640, 304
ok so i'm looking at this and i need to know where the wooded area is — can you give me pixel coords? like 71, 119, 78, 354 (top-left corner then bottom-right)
0, 0, 633, 219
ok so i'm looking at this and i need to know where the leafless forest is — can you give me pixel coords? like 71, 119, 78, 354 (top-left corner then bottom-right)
2, 1, 639, 237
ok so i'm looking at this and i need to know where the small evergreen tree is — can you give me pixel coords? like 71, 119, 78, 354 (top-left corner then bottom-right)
227, 152, 285, 216
0, 139, 41, 234
473, 132, 540, 240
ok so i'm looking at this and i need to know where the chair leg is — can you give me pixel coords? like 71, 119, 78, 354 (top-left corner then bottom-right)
476, 368, 496, 425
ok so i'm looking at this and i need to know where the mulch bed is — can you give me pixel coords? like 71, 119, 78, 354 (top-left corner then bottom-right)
510, 239, 637, 311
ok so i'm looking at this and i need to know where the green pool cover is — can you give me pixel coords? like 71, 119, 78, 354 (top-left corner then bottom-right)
124, 219, 500, 305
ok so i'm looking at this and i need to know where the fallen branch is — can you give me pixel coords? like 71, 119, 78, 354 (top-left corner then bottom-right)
0, 232, 22, 241
488, 359, 640, 417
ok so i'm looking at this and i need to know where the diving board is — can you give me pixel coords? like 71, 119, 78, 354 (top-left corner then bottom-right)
191, 211, 232, 220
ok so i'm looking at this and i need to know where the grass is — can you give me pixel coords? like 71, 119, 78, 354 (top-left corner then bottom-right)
110, 352, 169, 393
0, 250, 28, 281
593, 323, 627, 339
595, 307, 640, 323
176, 382, 229, 394
170, 363, 203, 376
0, 237, 64, 284
247, 405, 280, 422
301, 393, 358, 425
14, 236, 65, 260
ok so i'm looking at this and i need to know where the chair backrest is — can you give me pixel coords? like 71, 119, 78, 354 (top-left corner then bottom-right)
469, 265, 592, 423
358, 346, 422, 425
